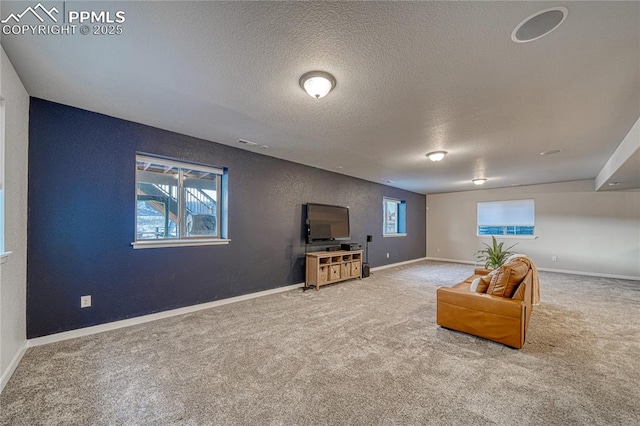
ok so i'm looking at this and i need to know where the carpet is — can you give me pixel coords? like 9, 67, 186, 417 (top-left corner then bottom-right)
1, 260, 639, 425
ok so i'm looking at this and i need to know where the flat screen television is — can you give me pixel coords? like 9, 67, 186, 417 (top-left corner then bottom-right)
306, 203, 350, 241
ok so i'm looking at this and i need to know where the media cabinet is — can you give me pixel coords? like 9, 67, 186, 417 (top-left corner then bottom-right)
305, 250, 363, 290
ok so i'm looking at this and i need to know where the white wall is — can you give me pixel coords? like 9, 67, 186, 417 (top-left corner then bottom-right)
0, 47, 29, 392
427, 180, 640, 279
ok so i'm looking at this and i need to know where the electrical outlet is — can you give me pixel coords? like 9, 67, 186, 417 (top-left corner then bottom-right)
386, 253, 390, 258
551, 256, 558, 262
80, 295, 92, 308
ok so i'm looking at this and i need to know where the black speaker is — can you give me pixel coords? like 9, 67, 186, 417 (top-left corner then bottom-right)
362, 263, 370, 278
367, 235, 373, 242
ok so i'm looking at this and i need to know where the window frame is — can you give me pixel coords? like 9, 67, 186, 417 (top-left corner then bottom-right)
383, 197, 407, 237
132, 154, 230, 249
476, 199, 537, 239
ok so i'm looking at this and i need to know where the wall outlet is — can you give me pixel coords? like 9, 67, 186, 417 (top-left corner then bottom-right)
386, 253, 390, 258
551, 256, 558, 262
80, 295, 92, 308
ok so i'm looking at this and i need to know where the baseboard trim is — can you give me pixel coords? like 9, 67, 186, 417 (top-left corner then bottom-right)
425, 257, 640, 281
535, 267, 640, 281
425, 257, 476, 265
28, 282, 305, 348
371, 257, 428, 272
0, 340, 27, 394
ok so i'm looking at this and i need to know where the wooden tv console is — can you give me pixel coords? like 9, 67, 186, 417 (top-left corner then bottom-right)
305, 250, 363, 290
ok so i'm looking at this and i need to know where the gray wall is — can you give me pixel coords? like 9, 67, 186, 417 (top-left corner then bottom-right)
0, 48, 29, 388
426, 180, 640, 279
27, 98, 426, 338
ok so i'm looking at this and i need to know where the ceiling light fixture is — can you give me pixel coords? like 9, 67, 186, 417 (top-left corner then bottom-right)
472, 178, 487, 185
426, 151, 448, 162
299, 71, 336, 99
608, 182, 621, 186
512, 7, 568, 43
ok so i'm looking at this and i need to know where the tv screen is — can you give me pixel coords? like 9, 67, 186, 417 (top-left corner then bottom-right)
306, 203, 350, 241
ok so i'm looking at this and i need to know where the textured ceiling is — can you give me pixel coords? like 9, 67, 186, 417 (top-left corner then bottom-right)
2, 1, 639, 194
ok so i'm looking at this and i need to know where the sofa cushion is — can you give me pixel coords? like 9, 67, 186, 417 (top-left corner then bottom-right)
476, 269, 498, 293
512, 281, 526, 300
486, 259, 529, 298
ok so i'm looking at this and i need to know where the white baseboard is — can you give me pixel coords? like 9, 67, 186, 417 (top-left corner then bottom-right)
0, 340, 27, 394
28, 282, 304, 348
371, 257, 428, 271
425, 257, 476, 265
535, 267, 639, 281
425, 257, 640, 281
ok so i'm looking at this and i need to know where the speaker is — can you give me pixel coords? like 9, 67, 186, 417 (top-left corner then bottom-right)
362, 263, 370, 278
367, 235, 373, 242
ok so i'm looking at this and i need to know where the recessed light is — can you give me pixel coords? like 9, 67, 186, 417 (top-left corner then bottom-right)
540, 149, 563, 156
426, 151, 448, 162
472, 178, 487, 185
608, 182, 621, 186
386, 180, 394, 184
238, 139, 258, 147
259, 145, 269, 149
512, 7, 568, 43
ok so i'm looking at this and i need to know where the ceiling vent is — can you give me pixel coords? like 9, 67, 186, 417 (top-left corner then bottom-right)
512, 7, 568, 43
238, 139, 258, 147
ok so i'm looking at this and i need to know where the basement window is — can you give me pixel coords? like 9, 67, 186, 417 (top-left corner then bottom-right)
383, 197, 407, 237
477, 199, 535, 238
132, 154, 229, 249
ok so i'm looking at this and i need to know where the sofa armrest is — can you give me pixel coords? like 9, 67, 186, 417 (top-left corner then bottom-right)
437, 286, 524, 318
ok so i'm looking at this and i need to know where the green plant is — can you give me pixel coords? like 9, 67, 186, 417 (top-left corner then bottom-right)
475, 236, 517, 269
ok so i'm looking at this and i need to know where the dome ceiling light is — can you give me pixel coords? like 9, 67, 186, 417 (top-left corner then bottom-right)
512, 7, 568, 43
299, 71, 336, 99
426, 151, 448, 162
472, 178, 487, 185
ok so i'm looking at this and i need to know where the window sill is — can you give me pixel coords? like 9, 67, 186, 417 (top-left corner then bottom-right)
383, 233, 407, 238
132, 239, 230, 249
476, 235, 538, 240
0, 251, 12, 264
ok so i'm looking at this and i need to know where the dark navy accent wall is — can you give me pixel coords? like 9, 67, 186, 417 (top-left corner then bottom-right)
27, 98, 426, 338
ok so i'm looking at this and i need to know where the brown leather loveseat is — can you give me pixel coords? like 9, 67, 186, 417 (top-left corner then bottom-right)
436, 256, 540, 349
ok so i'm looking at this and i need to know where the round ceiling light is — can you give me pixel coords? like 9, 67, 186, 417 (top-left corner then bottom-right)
512, 7, 568, 43
472, 178, 487, 185
426, 151, 448, 162
299, 71, 336, 99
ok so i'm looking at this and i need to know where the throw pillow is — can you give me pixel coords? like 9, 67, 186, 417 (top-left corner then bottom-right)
476, 269, 498, 293
470, 277, 481, 292
486, 259, 529, 298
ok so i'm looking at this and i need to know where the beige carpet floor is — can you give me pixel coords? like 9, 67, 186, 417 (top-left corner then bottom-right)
1, 260, 639, 425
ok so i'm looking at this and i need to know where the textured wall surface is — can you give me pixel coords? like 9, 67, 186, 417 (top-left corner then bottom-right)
0, 48, 29, 383
426, 180, 640, 278
27, 98, 425, 338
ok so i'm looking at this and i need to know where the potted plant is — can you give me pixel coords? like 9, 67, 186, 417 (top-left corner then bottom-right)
475, 236, 517, 269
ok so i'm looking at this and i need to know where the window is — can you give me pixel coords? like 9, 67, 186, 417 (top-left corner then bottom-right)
383, 197, 407, 237
133, 154, 228, 248
477, 199, 535, 237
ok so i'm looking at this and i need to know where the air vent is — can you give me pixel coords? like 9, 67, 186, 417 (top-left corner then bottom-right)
238, 139, 258, 147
